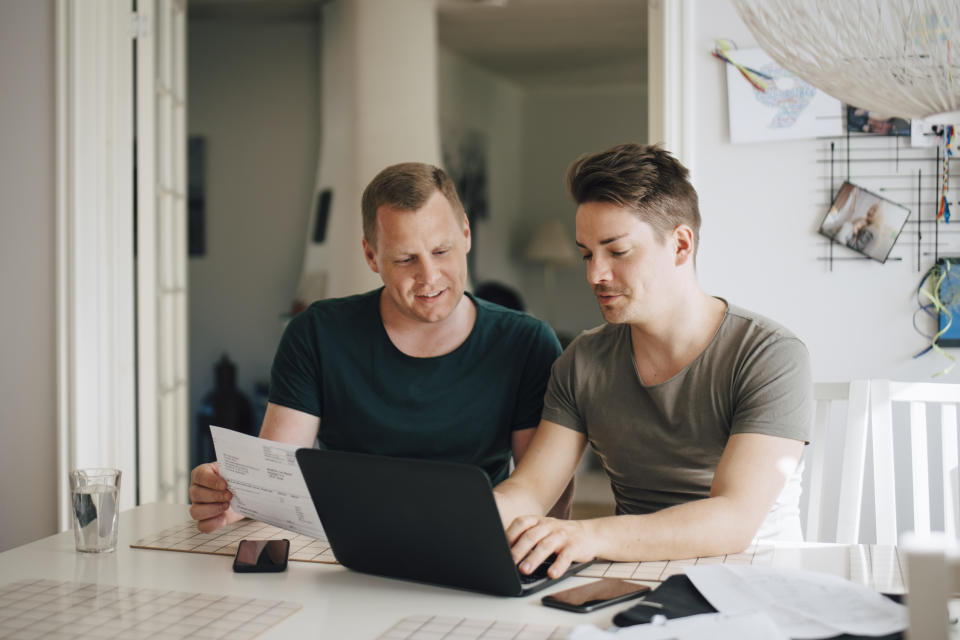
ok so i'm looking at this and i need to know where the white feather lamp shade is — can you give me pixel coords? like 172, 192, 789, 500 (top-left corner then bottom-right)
733, 0, 960, 121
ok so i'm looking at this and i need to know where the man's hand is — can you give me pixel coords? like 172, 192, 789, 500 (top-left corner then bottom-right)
188, 404, 319, 533
506, 515, 598, 579
188, 462, 243, 533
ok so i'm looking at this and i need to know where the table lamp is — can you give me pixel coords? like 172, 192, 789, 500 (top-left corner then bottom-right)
525, 219, 580, 327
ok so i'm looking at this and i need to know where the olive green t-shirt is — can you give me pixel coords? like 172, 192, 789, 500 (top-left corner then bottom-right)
542, 302, 813, 541
268, 288, 562, 484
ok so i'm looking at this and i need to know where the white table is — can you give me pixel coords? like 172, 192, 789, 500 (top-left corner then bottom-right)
0, 504, 618, 638
0, 504, 918, 639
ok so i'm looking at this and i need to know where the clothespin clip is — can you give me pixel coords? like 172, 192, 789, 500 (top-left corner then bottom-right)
711, 39, 773, 92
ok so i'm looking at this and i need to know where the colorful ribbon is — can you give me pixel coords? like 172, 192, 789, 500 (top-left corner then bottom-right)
939, 125, 953, 222
914, 259, 957, 376
711, 39, 773, 93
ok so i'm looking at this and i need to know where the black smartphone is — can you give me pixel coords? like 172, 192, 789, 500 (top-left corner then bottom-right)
232, 539, 290, 573
541, 578, 650, 613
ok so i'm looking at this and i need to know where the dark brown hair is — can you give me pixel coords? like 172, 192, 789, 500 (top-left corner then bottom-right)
361, 162, 465, 247
566, 143, 701, 253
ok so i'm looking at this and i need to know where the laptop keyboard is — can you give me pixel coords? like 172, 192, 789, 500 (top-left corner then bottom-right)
519, 553, 557, 584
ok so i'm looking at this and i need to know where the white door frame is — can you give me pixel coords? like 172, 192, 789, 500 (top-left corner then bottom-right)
647, 0, 695, 175
55, 0, 137, 530
55, 0, 189, 529
137, 0, 190, 505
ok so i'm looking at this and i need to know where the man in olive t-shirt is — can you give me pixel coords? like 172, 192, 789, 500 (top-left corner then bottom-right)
188, 162, 564, 533
494, 143, 813, 579
542, 303, 811, 541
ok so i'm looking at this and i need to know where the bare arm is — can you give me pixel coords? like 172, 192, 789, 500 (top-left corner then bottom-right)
188, 403, 320, 532
505, 432, 803, 578
258, 402, 321, 447
496, 421, 587, 525
510, 426, 579, 519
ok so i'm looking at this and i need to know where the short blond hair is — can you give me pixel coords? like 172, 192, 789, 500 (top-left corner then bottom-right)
361, 162, 466, 247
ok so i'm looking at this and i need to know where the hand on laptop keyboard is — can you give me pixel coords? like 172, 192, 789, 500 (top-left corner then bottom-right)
519, 553, 557, 584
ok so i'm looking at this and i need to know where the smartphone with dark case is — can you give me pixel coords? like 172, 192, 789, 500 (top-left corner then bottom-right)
541, 578, 650, 613
232, 539, 290, 573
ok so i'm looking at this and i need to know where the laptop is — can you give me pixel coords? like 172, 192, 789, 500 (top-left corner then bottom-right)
295, 448, 593, 596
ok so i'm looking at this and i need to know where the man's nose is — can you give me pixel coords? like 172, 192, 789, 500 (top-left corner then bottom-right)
586, 256, 610, 286
417, 256, 440, 284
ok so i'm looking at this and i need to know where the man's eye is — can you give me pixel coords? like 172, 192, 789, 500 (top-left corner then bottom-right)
611, 250, 629, 257
434, 249, 449, 256
580, 254, 592, 262
395, 257, 414, 264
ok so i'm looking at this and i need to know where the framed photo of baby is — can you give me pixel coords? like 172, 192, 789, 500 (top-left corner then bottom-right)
818, 181, 911, 263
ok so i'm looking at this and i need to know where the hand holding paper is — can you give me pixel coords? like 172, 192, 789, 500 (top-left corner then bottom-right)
210, 426, 326, 540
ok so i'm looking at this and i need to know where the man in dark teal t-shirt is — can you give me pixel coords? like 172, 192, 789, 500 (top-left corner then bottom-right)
269, 288, 559, 486
188, 162, 565, 533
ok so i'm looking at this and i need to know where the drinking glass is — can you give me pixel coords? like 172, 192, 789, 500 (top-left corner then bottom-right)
69, 468, 121, 553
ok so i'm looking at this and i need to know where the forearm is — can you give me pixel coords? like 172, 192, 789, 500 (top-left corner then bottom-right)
502, 420, 587, 525
494, 477, 551, 527
584, 495, 759, 562
546, 477, 576, 519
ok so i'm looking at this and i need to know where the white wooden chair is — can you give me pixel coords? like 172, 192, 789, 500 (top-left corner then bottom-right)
805, 381, 871, 542
868, 379, 960, 544
805, 380, 960, 543
902, 532, 960, 640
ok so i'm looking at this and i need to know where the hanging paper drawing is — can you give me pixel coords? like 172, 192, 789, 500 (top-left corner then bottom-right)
725, 47, 842, 143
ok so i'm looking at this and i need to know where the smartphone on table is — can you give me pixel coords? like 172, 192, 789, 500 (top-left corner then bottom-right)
233, 539, 290, 573
541, 578, 650, 613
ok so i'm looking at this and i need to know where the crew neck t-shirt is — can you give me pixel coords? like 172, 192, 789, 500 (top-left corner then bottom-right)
542, 302, 813, 541
268, 288, 562, 484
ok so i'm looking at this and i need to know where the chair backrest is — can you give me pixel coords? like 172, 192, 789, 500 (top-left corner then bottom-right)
806, 381, 870, 542
868, 379, 960, 544
806, 380, 960, 544
902, 532, 960, 640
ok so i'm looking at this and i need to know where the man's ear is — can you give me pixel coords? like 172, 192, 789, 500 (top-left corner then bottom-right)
673, 225, 695, 266
361, 236, 380, 274
462, 215, 472, 254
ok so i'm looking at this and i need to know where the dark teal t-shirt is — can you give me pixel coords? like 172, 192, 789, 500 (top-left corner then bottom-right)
268, 288, 561, 484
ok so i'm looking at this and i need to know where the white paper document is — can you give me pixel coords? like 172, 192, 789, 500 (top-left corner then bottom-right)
210, 426, 326, 540
685, 564, 907, 639
567, 611, 787, 640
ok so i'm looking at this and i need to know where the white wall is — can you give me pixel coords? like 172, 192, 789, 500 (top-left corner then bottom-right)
188, 18, 319, 438
0, 0, 58, 552
689, 0, 958, 540
519, 86, 647, 338
438, 47, 525, 292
